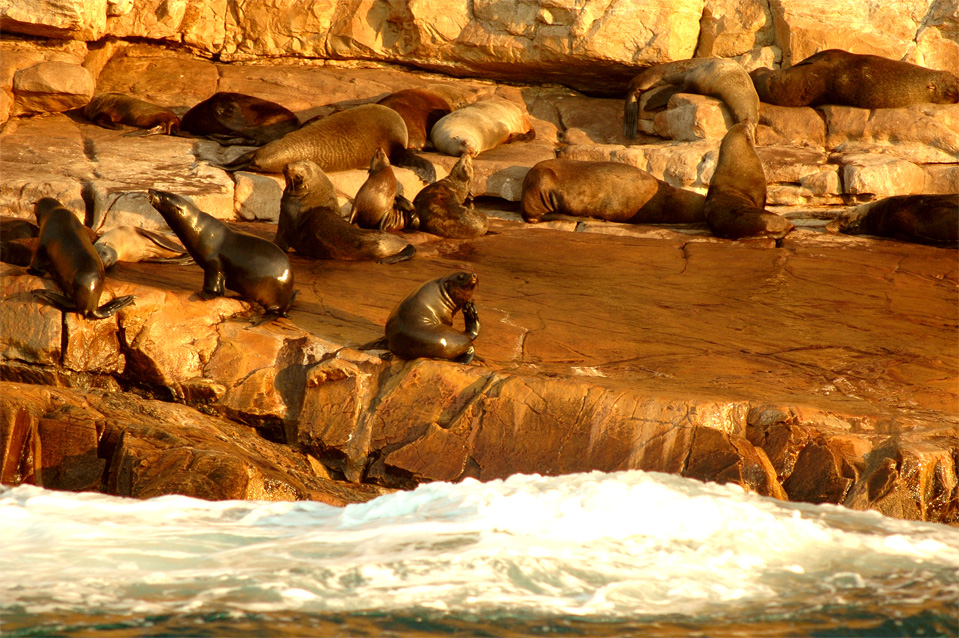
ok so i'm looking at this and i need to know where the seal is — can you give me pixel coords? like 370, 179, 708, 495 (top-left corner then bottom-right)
705, 123, 794, 241
385, 271, 480, 364
624, 58, 759, 138
750, 49, 959, 109
147, 189, 296, 320
179, 92, 300, 146
430, 98, 536, 156
826, 194, 958, 246
84, 92, 180, 135
413, 152, 488, 238
278, 160, 415, 263
94, 226, 191, 269
223, 103, 436, 182
28, 198, 136, 319
520, 158, 706, 224
347, 148, 417, 232
376, 88, 452, 150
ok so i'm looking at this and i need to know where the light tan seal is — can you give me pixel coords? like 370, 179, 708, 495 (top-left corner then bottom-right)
94, 226, 190, 269
412, 152, 488, 238
430, 98, 535, 156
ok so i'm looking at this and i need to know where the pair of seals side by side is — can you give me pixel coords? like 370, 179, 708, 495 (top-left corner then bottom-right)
750, 49, 959, 109
413, 152, 489, 238
827, 194, 959, 246
348, 148, 418, 232
277, 160, 415, 263
520, 159, 706, 225
376, 88, 453, 151
430, 98, 535, 157
148, 190, 297, 321
705, 123, 794, 241
385, 271, 480, 364
28, 198, 136, 319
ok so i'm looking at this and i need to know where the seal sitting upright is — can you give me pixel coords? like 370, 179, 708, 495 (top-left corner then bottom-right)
348, 148, 417, 232
148, 190, 296, 320
385, 271, 480, 364
28, 198, 136, 319
413, 152, 488, 238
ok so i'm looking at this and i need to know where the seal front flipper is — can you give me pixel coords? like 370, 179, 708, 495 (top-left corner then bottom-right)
375, 243, 416, 264
454, 345, 476, 365
90, 295, 136, 319
462, 301, 480, 340
393, 148, 436, 183
218, 150, 256, 172
32, 289, 77, 311
200, 265, 227, 299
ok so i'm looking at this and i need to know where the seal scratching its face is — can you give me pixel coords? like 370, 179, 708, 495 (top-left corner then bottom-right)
148, 190, 296, 321
28, 198, 136, 319
826, 194, 958, 246
412, 152, 488, 238
385, 271, 480, 364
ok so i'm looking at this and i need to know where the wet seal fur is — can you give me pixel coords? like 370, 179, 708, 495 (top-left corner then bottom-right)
180, 92, 299, 146
223, 103, 436, 182
430, 98, 535, 156
278, 160, 415, 263
705, 123, 794, 241
348, 148, 417, 232
385, 271, 480, 364
377, 88, 452, 150
84, 92, 180, 135
750, 49, 959, 109
94, 226, 191, 269
826, 194, 958, 246
520, 158, 706, 224
28, 198, 136, 319
148, 189, 296, 320
624, 58, 759, 138
413, 152, 488, 238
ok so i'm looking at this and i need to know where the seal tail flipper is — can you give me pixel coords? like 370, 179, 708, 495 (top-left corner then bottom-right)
623, 95, 640, 138
217, 150, 256, 172
376, 243, 416, 265
90, 295, 136, 319
356, 336, 389, 351
394, 149, 436, 183
32, 289, 77, 312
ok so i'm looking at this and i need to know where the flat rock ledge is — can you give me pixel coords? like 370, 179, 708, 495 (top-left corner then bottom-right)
2, 216, 956, 524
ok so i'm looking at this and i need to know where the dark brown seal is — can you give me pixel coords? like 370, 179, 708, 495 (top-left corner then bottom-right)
348, 148, 417, 232
277, 160, 415, 263
750, 49, 959, 109
705, 123, 794, 241
624, 58, 759, 138
28, 198, 136, 319
179, 92, 300, 146
84, 92, 180, 135
377, 88, 453, 150
148, 189, 296, 320
223, 103, 436, 182
520, 158, 706, 225
826, 194, 958, 246
385, 271, 480, 364
413, 152, 488, 238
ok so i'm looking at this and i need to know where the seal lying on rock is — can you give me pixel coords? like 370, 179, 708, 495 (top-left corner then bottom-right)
826, 194, 959, 246
179, 92, 300, 146
222, 103, 436, 182
385, 271, 480, 364
148, 190, 296, 320
705, 123, 794, 241
278, 160, 415, 263
376, 88, 452, 150
520, 158, 706, 224
84, 92, 180, 135
412, 152, 488, 238
28, 198, 136, 319
94, 226, 191, 269
348, 148, 417, 232
624, 58, 759, 138
750, 50, 959, 109
430, 98, 535, 156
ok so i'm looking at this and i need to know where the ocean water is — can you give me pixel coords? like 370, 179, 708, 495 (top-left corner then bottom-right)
2, 470, 957, 637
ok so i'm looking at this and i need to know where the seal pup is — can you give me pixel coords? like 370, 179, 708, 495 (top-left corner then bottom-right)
147, 190, 296, 320
94, 226, 191, 269
624, 58, 759, 139
430, 98, 535, 156
28, 198, 136, 319
385, 271, 480, 364
223, 103, 436, 182
376, 88, 452, 150
348, 148, 417, 232
750, 49, 959, 108
413, 152, 488, 238
84, 92, 180, 136
179, 92, 299, 146
705, 123, 794, 241
520, 158, 706, 224
278, 160, 415, 263
826, 194, 958, 246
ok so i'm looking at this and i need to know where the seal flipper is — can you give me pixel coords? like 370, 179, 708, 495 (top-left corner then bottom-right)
623, 95, 640, 138
135, 228, 188, 254
643, 85, 684, 112
376, 243, 416, 265
219, 150, 256, 172
393, 148, 436, 183
454, 345, 475, 365
32, 289, 77, 311
122, 124, 167, 138
356, 336, 389, 351
462, 301, 481, 340
90, 295, 136, 319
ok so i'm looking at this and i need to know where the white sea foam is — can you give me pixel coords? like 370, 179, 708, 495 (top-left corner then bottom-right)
2, 470, 958, 623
